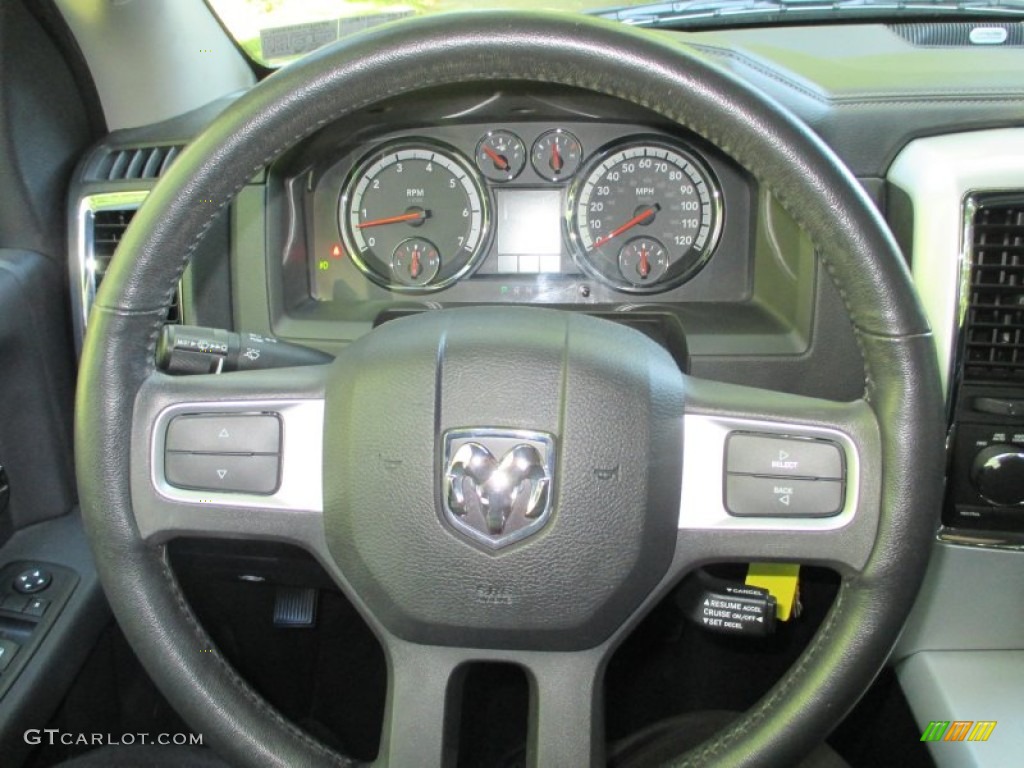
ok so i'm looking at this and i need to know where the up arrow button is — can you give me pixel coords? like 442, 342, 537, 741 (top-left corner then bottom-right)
166, 414, 281, 454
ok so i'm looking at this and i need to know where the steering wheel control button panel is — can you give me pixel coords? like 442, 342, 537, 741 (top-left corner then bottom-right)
164, 453, 280, 495
340, 141, 490, 292
726, 434, 843, 480
163, 413, 283, 495
724, 433, 846, 517
148, 400, 325, 515
682, 416, 862, 532
13, 568, 52, 595
163, 413, 282, 495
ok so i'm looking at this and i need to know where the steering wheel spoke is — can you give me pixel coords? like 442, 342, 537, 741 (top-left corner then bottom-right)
375, 639, 606, 768
674, 375, 883, 575
376, 642, 462, 768
129, 364, 329, 546
526, 652, 605, 768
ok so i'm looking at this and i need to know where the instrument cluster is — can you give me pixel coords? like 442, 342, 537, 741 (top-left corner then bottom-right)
311, 122, 735, 303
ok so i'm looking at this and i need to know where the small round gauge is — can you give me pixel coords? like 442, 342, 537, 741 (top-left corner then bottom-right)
392, 238, 440, 286
568, 139, 722, 293
618, 237, 669, 286
531, 129, 582, 182
340, 141, 489, 292
476, 130, 526, 182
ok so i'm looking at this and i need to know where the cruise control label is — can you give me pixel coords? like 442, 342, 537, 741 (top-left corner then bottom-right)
700, 597, 769, 633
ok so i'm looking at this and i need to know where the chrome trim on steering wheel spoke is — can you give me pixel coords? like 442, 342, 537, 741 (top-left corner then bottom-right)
150, 398, 325, 512
680, 414, 859, 532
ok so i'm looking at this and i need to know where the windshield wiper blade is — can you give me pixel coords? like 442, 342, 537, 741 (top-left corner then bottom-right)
593, 0, 1024, 28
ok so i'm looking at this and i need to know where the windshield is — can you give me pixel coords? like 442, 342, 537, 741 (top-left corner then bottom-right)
208, 1, 620, 67
208, 0, 1024, 67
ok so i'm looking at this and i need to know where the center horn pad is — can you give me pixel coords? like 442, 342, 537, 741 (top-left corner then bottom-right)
323, 307, 684, 650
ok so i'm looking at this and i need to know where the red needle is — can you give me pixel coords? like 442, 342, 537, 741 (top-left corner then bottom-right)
357, 210, 428, 229
482, 144, 509, 171
593, 204, 660, 248
410, 247, 421, 279
551, 141, 564, 172
639, 245, 650, 278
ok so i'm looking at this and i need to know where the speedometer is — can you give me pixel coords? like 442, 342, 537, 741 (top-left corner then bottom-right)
568, 139, 722, 293
340, 141, 489, 291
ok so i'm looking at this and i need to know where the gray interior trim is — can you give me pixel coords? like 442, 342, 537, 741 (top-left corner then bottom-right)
887, 127, 1024, 399
895, 541, 1024, 657
897, 650, 1024, 768
54, 0, 255, 130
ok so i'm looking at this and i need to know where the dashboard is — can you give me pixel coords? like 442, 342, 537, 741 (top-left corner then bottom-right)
59, 17, 1024, 768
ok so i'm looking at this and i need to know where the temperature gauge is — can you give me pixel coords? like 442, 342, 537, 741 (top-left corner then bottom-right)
392, 238, 440, 287
531, 129, 582, 181
476, 130, 526, 182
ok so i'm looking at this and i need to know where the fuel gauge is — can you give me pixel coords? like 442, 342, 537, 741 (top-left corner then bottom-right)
531, 129, 582, 181
476, 130, 526, 182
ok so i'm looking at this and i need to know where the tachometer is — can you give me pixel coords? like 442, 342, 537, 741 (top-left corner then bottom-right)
340, 141, 489, 291
568, 139, 722, 293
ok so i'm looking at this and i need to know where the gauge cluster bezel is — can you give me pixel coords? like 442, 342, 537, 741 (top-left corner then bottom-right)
338, 139, 492, 293
565, 136, 725, 294
288, 116, 752, 313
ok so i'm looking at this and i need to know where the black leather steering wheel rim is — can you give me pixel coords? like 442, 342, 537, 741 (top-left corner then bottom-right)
75, 11, 945, 767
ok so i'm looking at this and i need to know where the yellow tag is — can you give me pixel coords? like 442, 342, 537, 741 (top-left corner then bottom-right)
746, 563, 800, 621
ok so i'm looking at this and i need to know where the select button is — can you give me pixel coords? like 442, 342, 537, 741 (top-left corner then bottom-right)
726, 475, 844, 518
726, 434, 843, 480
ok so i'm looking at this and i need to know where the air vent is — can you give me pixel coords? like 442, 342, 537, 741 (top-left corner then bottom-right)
890, 22, 1024, 47
84, 206, 181, 328
963, 198, 1024, 381
91, 144, 184, 181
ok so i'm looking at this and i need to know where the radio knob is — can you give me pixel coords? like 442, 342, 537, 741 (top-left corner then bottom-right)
971, 445, 1024, 507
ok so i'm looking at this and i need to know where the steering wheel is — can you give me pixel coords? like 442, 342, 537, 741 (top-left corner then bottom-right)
75, 11, 944, 768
